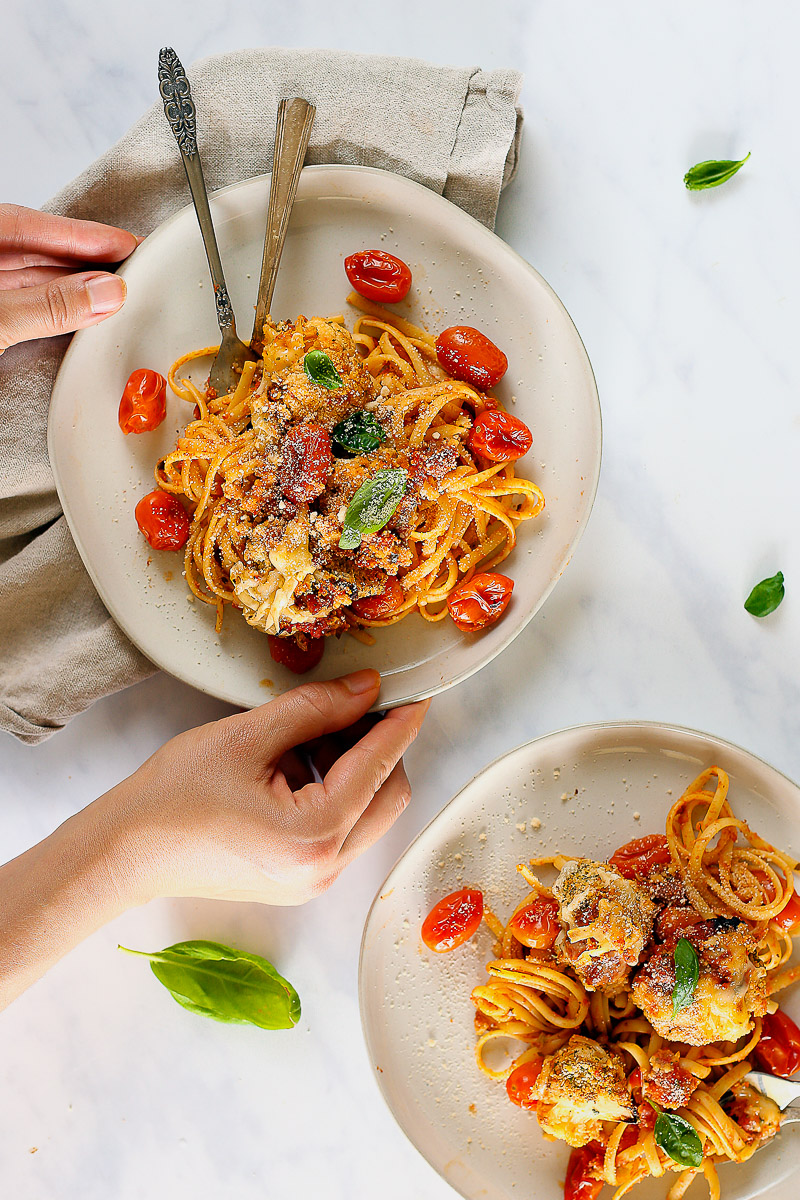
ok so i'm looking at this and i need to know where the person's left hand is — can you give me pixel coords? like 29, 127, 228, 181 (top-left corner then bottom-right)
0, 203, 138, 352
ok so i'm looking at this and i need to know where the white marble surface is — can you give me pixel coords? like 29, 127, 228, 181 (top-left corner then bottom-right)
1, 3, 799, 1197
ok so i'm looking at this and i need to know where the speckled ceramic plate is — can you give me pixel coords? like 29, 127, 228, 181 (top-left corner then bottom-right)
48, 166, 600, 708
359, 722, 800, 1200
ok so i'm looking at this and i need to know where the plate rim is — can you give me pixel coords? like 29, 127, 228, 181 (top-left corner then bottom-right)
48, 164, 602, 709
358, 718, 800, 1199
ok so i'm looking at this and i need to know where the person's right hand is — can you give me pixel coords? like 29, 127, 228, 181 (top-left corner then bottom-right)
97, 670, 429, 908
0, 203, 138, 352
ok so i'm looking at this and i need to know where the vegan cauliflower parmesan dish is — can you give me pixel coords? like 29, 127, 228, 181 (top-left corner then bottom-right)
421, 767, 800, 1200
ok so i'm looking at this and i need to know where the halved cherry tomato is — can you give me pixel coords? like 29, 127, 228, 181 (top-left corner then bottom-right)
774, 892, 800, 933
509, 896, 560, 949
564, 1143, 605, 1200
447, 572, 514, 632
506, 1058, 543, 1109
119, 368, 167, 434
268, 634, 325, 674
279, 423, 333, 504
421, 888, 484, 952
468, 410, 533, 463
753, 1009, 800, 1078
436, 326, 508, 391
344, 250, 412, 303
135, 490, 190, 550
351, 578, 405, 621
609, 835, 671, 882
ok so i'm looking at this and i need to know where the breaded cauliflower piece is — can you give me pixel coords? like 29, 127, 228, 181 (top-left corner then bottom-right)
630, 918, 767, 1046
552, 859, 657, 994
534, 1034, 634, 1147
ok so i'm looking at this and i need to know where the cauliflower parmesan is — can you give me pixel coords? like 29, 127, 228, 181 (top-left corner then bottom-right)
552, 859, 657, 994
460, 767, 797, 1200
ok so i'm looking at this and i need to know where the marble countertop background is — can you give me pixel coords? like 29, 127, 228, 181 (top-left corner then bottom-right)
1, 2, 798, 1197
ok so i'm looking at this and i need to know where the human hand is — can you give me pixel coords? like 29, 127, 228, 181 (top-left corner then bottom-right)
101, 670, 430, 908
0, 203, 138, 352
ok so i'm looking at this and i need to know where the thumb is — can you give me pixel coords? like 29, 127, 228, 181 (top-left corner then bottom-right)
0, 270, 126, 351
246, 670, 382, 759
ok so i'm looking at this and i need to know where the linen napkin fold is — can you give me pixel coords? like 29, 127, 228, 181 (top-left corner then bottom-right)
0, 46, 523, 744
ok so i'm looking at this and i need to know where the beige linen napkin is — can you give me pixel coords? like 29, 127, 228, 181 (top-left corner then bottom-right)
0, 47, 523, 744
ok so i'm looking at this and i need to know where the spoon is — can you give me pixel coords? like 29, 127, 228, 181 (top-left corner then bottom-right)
158, 47, 256, 396
251, 98, 315, 353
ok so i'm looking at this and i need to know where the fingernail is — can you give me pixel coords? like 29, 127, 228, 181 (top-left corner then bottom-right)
134, 234, 146, 246
85, 273, 126, 315
343, 668, 381, 695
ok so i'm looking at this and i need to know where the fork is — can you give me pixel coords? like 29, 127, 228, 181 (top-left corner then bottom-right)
745, 1071, 800, 1124
158, 47, 257, 396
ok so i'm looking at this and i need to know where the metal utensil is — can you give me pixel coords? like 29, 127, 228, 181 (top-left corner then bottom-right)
745, 1071, 800, 1124
251, 98, 316, 352
158, 47, 256, 395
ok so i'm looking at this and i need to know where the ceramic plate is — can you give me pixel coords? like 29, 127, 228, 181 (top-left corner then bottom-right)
359, 722, 800, 1200
48, 166, 601, 708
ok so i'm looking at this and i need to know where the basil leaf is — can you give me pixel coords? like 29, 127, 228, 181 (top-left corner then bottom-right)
684, 152, 750, 190
119, 940, 301, 1030
339, 468, 407, 550
672, 937, 699, 1016
654, 1111, 703, 1168
332, 410, 385, 454
303, 350, 343, 390
744, 570, 785, 618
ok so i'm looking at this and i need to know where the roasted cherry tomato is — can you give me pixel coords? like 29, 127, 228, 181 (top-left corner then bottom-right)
609, 834, 671, 882
344, 250, 412, 303
753, 1009, 800, 1078
509, 896, 560, 949
279, 423, 333, 504
268, 633, 325, 674
506, 1058, 543, 1109
774, 892, 800, 933
655, 905, 703, 943
447, 572, 514, 632
421, 888, 484, 953
564, 1143, 605, 1200
351, 578, 405, 621
134, 490, 190, 551
436, 326, 508, 391
468, 410, 533, 463
119, 368, 167, 434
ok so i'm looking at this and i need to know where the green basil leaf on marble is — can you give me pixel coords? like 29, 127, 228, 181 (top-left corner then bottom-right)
744, 571, 785, 617
684, 153, 750, 190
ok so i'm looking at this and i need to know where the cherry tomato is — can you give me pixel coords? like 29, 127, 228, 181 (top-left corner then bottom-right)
135, 490, 190, 551
509, 896, 560, 949
351, 578, 405, 620
344, 250, 412, 303
279, 423, 333, 504
774, 892, 800, 933
268, 634, 325, 674
506, 1058, 543, 1109
564, 1144, 605, 1200
753, 1009, 800, 1078
468, 410, 533, 463
119, 368, 167, 434
655, 905, 703, 943
421, 888, 484, 953
447, 572, 514, 633
609, 835, 671, 882
436, 326, 508, 391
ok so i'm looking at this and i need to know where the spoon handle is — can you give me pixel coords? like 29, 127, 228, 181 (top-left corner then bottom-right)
158, 47, 236, 334
252, 98, 316, 349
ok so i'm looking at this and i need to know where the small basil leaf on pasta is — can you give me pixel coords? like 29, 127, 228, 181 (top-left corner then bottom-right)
744, 571, 785, 618
339, 468, 407, 550
332, 411, 385, 454
654, 1111, 703, 1168
671, 937, 699, 1016
118, 940, 301, 1030
304, 350, 343, 391
684, 152, 750, 190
